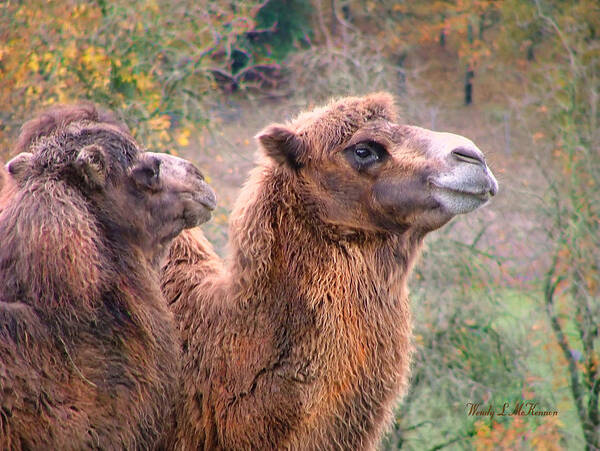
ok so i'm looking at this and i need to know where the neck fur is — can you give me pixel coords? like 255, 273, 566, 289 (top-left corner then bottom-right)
0, 182, 105, 308
227, 166, 425, 312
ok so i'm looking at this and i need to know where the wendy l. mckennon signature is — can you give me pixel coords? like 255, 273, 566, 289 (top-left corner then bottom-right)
466, 402, 558, 420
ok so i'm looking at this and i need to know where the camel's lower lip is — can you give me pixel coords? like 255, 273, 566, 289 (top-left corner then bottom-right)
181, 201, 214, 228
429, 182, 493, 215
196, 185, 217, 211
430, 182, 492, 201
452, 189, 491, 202
189, 207, 212, 226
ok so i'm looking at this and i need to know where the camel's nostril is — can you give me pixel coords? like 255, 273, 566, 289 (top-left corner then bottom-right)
451, 147, 485, 166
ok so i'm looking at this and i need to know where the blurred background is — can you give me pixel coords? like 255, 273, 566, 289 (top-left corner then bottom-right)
1, 1, 598, 449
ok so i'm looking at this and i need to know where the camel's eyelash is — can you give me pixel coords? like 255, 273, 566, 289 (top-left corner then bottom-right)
351, 141, 388, 156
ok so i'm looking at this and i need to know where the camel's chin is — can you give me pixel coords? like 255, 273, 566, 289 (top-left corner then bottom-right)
183, 205, 213, 228
432, 188, 492, 215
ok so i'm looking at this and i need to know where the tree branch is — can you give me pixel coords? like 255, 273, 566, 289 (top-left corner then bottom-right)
429, 429, 475, 451
543, 251, 591, 440
533, 0, 578, 73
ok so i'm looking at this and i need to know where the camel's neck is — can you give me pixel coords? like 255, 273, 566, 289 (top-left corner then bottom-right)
0, 183, 153, 311
212, 168, 424, 450
0, 184, 102, 307
227, 168, 425, 313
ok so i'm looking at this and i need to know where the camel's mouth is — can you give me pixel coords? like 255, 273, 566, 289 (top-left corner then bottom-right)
180, 188, 217, 228
430, 182, 494, 201
428, 166, 498, 215
181, 203, 212, 228
196, 179, 217, 212
430, 186, 491, 215
199, 194, 217, 212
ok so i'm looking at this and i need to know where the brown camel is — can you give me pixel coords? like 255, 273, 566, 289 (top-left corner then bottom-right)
161, 93, 498, 450
0, 104, 216, 450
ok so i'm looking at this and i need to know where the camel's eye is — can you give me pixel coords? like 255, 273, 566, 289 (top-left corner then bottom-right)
354, 145, 378, 163
133, 158, 161, 189
149, 164, 159, 179
345, 142, 386, 170
145, 158, 161, 179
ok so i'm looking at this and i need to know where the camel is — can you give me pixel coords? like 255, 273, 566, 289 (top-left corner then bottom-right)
161, 93, 498, 450
0, 104, 216, 450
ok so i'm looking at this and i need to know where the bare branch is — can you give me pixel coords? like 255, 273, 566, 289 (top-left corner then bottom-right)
543, 251, 590, 437
533, 0, 578, 73
314, 0, 333, 51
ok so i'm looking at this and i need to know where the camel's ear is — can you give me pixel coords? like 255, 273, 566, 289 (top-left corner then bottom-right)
74, 144, 108, 189
6, 152, 33, 184
256, 124, 306, 169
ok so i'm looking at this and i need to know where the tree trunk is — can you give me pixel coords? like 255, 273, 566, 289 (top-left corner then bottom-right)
464, 67, 474, 105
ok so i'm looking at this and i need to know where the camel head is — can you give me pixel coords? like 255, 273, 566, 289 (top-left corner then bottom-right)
6, 105, 216, 264
257, 93, 497, 235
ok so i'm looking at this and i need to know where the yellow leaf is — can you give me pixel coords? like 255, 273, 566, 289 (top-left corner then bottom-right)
176, 129, 191, 147
147, 0, 159, 13
159, 130, 170, 142
28, 54, 39, 72
135, 73, 154, 91
149, 115, 171, 131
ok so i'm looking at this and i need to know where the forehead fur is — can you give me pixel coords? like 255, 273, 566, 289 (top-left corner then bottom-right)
291, 92, 397, 156
16, 103, 129, 154
16, 105, 137, 173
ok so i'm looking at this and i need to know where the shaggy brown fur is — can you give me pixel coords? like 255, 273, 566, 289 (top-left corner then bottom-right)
0, 105, 216, 450
0, 164, 8, 205
162, 93, 498, 450
0, 160, 17, 210
0, 163, 5, 190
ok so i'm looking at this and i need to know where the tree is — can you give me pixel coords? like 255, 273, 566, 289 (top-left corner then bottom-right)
0, 0, 263, 159
526, 1, 600, 449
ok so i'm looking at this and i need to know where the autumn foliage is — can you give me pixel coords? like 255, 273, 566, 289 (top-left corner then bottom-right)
0, 0, 271, 160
